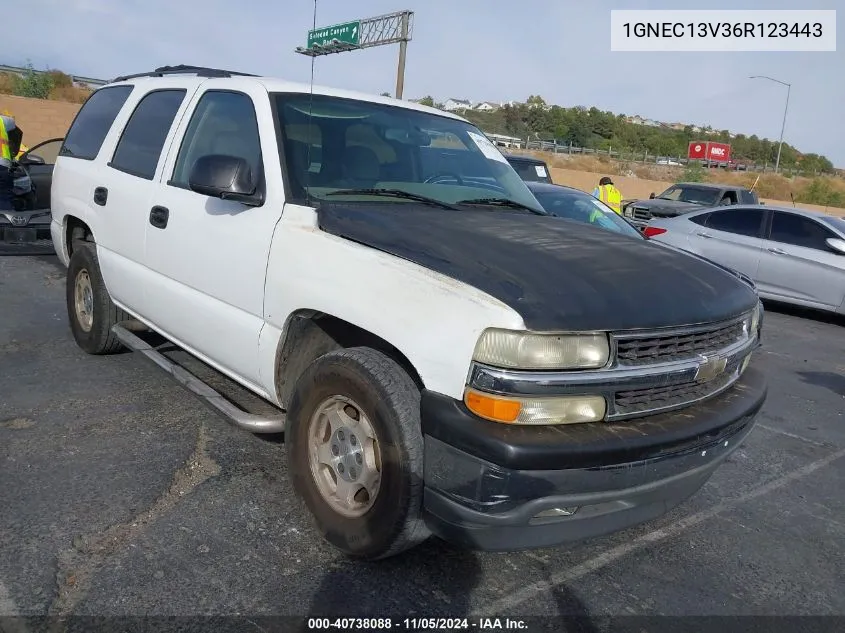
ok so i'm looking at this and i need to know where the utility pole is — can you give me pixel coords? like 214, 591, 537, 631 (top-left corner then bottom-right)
749, 75, 792, 174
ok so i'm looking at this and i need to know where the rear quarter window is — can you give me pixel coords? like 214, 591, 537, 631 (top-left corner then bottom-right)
60, 85, 134, 161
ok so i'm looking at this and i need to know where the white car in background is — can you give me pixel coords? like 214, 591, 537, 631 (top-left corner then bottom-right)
645, 204, 845, 314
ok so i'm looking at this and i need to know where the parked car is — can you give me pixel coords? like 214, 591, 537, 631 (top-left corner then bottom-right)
51, 65, 766, 560
622, 182, 760, 228
645, 204, 845, 314
525, 182, 762, 305
525, 181, 643, 238
503, 153, 553, 184
0, 138, 61, 253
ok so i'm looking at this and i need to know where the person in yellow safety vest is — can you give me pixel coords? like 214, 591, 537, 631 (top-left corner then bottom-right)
0, 112, 16, 211
592, 176, 623, 215
15, 143, 29, 161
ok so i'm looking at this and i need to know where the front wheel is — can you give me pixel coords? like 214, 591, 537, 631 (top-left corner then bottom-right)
66, 243, 127, 354
286, 347, 430, 559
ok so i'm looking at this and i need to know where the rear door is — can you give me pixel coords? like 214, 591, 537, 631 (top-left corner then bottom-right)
756, 210, 845, 308
20, 138, 63, 210
687, 207, 766, 279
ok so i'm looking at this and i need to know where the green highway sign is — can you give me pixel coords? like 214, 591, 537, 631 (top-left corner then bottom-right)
307, 20, 362, 49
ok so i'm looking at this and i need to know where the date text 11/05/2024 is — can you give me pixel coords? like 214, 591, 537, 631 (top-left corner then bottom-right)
307, 618, 528, 631
622, 22, 824, 38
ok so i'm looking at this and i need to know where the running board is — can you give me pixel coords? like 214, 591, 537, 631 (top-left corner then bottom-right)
111, 324, 286, 434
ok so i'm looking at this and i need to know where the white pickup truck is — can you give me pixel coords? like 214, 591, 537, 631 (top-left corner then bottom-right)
51, 65, 766, 560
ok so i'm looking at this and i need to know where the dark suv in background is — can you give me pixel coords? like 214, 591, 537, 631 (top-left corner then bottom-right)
504, 153, 553, 184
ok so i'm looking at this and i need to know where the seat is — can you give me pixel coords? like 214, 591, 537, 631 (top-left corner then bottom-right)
341, 145, 381, 187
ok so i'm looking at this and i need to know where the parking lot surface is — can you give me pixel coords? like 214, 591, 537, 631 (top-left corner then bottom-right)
1, 254, 844, 621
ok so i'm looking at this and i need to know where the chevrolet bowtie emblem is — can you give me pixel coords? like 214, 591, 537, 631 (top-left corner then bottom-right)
695, 356, 728, 383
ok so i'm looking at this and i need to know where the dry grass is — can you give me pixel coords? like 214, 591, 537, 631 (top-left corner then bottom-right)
509, 149, 845, 212
48, 84, 93, 103
0, 71, 92, 104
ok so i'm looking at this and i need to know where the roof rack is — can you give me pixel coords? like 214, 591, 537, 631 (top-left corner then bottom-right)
111, 64, 258, 83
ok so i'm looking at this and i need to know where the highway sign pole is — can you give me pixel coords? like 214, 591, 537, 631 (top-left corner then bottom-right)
296, 10, 414, 99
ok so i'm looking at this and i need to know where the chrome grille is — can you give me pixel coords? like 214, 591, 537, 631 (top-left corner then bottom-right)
632, 207, 652, 221
615, 319, 746, 366
613, 357, 742, 416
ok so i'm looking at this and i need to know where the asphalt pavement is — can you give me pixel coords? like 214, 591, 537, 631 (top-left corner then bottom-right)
1, 254, 844, 625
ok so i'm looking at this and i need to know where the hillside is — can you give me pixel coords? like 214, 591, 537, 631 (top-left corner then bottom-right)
0, 64, 92, 104
416, 95, 835, 176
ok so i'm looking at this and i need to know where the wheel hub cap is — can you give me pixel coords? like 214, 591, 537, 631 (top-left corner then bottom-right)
74, 269, 94, 332
308, 396, 381, 518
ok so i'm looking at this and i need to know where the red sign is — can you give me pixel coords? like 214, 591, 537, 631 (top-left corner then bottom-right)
688, 142, 707, 159
688, 141, 732, 163
707, 142, 731, 162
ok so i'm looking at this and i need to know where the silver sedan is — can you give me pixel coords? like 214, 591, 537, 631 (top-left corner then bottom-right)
644, 204, 845, 314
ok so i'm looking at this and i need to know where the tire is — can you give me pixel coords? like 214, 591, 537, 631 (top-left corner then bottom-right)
286, 346, 430, 559
66, 242, 127, 355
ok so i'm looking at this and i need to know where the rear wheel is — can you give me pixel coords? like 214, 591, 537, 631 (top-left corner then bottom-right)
66, 243, 127, 354
286, 347, 430, 559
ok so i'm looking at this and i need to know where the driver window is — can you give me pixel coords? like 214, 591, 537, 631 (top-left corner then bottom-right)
170, 91, 262, 189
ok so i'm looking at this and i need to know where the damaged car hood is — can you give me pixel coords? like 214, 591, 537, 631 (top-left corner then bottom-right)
317, 203, 758, 331
627, 198, 705, 217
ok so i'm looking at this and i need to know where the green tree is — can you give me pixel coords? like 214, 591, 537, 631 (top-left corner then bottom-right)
12, 62, 54, 99
417, 95, 435, 107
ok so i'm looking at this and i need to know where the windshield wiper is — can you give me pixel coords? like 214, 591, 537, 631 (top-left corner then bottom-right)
456, 197, 547, 215
325, 188, 459, 210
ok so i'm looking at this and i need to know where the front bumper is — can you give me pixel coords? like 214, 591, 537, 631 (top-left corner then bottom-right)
420, 366, 767, 551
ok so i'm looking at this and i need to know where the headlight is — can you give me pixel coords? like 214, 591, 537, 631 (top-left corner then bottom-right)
464, 388, 606, 425
749, 301, 762, 336
472, 328, 610, 370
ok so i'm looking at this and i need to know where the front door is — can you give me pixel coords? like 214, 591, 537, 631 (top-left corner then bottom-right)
691, 207, 766, 280
143, 83, 286, 388
20, 138, 63, 210
756, 210, 845, 308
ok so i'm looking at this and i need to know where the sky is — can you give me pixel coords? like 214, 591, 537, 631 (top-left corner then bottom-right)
13, 0, 845, 165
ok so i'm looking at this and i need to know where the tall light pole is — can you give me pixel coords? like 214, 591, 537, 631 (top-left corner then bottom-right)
749, 75, 791, 173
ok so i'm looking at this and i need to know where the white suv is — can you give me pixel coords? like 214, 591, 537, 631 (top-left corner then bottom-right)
51, 65, 766, 560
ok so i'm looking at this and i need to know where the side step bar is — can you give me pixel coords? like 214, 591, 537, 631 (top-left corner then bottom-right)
112, 324, 286, 434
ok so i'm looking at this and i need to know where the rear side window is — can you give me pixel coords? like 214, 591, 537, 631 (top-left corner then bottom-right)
689, 213, 710, 227
770, 212, 836, 251
739, 190, 757, 204
704, 208, 764, 238
509, 160, 551, 183
170, 90, 261, 189
60, 85, 134, 160
109, 89, 187, 180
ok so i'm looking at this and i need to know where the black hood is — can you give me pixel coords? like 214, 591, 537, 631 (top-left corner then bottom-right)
317, 204, 758, 331
629, 198, 704, 217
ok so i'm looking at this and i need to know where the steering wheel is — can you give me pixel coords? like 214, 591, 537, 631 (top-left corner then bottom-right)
424, 172, 464, 185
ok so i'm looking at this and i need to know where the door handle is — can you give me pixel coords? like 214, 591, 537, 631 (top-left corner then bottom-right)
767, 247, 786, 255
93, 187, 108, 206
149, 205, 170, 229
695, 231, 713, 239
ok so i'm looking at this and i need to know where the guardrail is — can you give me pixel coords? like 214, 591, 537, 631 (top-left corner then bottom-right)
489, 136, 836, 179
0, 64, 108, 87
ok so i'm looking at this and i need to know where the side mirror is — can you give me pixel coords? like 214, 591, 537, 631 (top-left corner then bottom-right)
20, 153, 45, 166
649, 192, 656, 199
825, 237, 845, 255
188, 154, 263, 206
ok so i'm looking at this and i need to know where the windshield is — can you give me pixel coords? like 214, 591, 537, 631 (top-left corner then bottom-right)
272, 93, 544, 213
656, 185, 721, 205
533, 189, 643, 239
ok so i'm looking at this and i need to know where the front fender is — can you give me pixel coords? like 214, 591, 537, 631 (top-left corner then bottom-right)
262, 205, 526, 401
